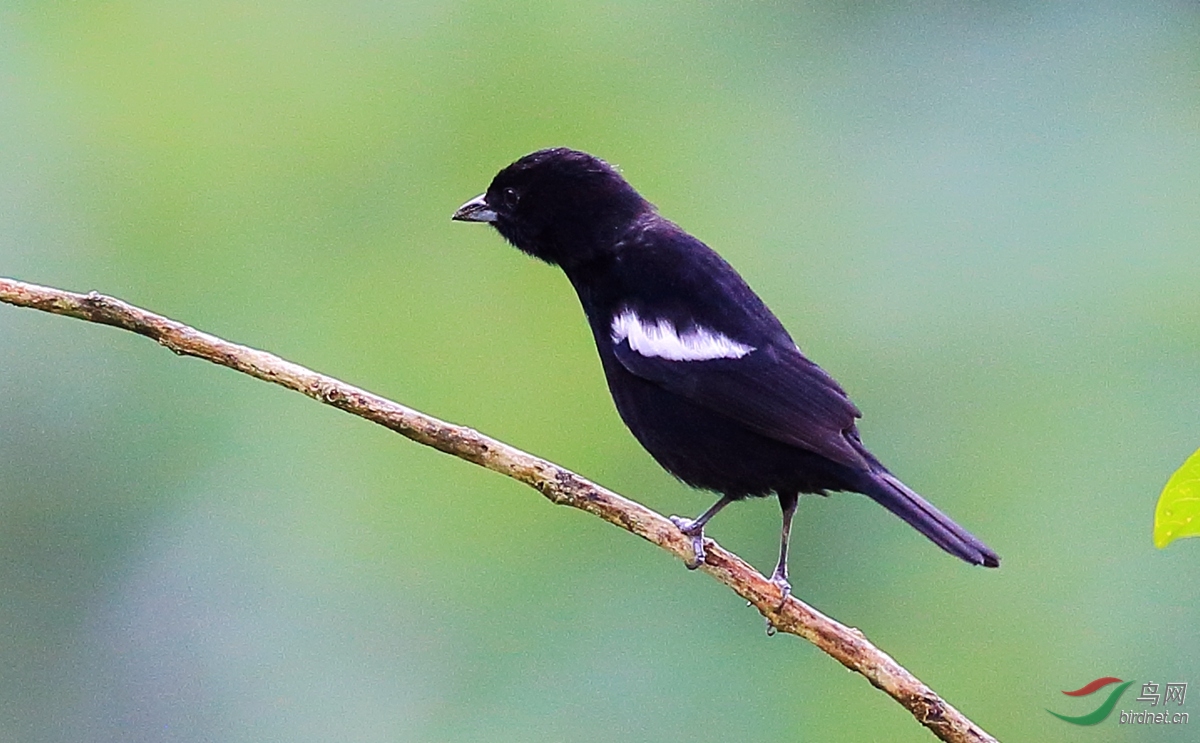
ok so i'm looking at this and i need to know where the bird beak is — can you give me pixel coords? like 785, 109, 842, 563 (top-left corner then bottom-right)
452, 194, 498, 223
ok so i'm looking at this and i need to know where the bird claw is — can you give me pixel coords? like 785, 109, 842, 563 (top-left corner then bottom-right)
770, 574, 792, 610
765, 571, 792, 635
669, 515, 706, 569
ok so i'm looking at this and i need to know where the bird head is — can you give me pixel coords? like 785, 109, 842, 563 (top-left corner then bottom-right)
452, 148, 648, 269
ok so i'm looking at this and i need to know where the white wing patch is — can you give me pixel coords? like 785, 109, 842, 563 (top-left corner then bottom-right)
610, 309, 755, 361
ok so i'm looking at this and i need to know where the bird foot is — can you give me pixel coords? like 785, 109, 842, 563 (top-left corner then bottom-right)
770, 573, 792, 610
669, 515, 706, 569
765, 571, 792, 636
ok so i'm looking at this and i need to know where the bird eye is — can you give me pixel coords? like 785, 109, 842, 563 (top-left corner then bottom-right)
502, 187, 521, 209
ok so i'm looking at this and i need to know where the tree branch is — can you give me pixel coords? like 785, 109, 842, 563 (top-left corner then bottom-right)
0, 276, 997, 743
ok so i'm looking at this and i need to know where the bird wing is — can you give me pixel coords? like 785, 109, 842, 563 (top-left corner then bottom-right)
612, 340, 870, 471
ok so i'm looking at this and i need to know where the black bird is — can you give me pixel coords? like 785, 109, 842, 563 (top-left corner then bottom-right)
453, 148, 999, 599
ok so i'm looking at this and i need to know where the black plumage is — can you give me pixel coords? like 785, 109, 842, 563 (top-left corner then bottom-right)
453, 148, 999, 597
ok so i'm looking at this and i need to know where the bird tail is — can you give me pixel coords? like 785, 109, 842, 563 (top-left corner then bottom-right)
859, 471, 1000, 568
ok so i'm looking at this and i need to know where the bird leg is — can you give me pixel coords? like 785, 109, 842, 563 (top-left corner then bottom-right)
771, 492, 799, 606
669, 495, 733, 569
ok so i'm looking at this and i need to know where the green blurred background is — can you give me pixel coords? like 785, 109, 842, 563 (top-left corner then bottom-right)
2, 2, 1197, 741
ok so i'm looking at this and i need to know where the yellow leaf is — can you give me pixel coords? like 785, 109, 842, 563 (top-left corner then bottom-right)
1154, 448, 1200, 549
